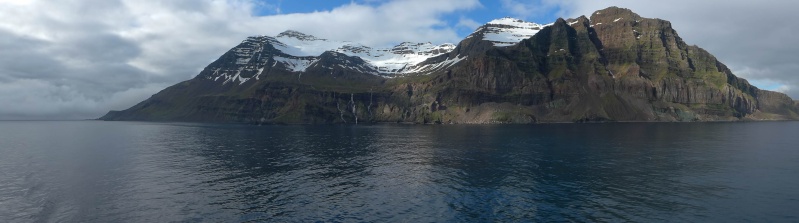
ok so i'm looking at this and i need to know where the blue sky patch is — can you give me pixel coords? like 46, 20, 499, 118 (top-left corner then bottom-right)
253, 0, 563, 38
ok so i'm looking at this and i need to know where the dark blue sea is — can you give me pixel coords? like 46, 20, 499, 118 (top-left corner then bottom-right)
1, 121, 798, 222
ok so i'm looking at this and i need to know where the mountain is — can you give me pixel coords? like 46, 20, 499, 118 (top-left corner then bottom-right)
100, 7, 799, 124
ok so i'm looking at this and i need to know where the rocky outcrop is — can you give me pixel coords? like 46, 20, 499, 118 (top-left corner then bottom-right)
753, 90, 799, 119
100, 7, 799, 124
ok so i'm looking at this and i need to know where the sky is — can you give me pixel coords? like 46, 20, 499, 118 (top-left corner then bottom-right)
0, 0, 797, 120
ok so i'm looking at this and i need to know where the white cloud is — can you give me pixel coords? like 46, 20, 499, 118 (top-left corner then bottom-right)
0, 0, 480, 120
250, 0, 481, 46
0, 0, 31, 5
776, 85, 792, 94
456, 17, 481, 30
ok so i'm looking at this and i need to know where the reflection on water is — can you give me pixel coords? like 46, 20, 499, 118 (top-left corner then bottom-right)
1, 121, 798, 222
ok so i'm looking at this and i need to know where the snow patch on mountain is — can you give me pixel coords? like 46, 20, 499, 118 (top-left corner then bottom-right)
404, 55, 468, 74
478, 17, 549, 47
335, 42, 455, 74
273, 56, 318, 72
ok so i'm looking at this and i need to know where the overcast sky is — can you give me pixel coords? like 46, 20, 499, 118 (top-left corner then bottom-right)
0, 0, 797, 120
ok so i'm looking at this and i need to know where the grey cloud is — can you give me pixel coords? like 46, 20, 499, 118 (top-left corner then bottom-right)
56, 33, 142, 64
0, 31, 67, 80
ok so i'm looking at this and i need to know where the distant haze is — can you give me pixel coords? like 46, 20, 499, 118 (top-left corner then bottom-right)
0, 0, 796, 120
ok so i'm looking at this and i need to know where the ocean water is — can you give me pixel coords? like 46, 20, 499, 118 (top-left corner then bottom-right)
1, 121, 798, 222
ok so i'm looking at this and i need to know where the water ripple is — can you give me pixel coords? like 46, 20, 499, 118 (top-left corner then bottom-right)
1, 122, 799, 222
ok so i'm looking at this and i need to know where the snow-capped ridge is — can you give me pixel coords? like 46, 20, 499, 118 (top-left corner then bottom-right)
214, 17, 559, 86
266, 30, 460, 75
210, 15, 566, 85
471, 17, 550, 47
208, 30, 465, 84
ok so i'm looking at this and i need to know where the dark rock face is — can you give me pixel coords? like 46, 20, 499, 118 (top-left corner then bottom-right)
100, 7, 799, 124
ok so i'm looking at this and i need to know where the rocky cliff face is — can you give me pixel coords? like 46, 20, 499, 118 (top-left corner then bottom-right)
100, 7, 799, 124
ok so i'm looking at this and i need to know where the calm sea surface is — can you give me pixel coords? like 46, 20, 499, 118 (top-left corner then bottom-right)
1, 121, 798, 222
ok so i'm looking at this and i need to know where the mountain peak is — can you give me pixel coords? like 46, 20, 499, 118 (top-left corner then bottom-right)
276, 30, 320, 41
592, 6, 641, 19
